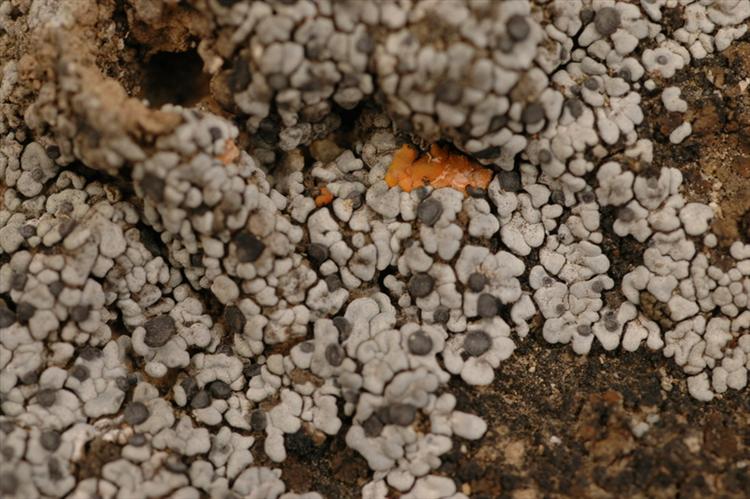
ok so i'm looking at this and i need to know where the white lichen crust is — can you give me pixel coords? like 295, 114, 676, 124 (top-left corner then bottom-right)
0, 0, 749, 498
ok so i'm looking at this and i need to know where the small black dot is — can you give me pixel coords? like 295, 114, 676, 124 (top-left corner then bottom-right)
123, 402, 150, 425
325, 343, 345, 367
250, 410, 267, 431
208, 380, 232, 400
408, 273, 435, 299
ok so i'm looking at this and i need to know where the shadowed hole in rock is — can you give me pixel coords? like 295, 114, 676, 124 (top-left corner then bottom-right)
739, 208, 750, 243
140, 49, 210, 107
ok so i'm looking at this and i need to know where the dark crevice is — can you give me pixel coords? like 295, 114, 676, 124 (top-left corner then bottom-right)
333, 100, 366, 136
140, 49, 210, 107
597, 205, 646, 283
739, 208, 750, 244
376, 265, 397, 293
66, 160, 134, 194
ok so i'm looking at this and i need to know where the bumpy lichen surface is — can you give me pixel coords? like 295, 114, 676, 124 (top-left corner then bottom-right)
0, 0, 749, 498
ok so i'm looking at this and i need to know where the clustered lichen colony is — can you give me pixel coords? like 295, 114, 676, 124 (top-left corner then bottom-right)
0, 0, 749, 498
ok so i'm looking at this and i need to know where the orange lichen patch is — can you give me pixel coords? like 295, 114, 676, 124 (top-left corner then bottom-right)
315, 186, 334, 207
384, 144, 493, 194
218, 139, 239, 165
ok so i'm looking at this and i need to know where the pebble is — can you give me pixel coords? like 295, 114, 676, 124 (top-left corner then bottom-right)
36, 389, 57, 407
143, 315, 176, 348
307, 243, 330, 265
124, 402, 150, 425
476, 293, 499, 318
417, 198, 443, 227
388, 403, 416, 426
40, 430, 62, 451
191, 390, 211, 410
325, 344, 345, 366
408, 273, 435, 298
208, 380, 232, 400
464, 330, 492, 357
233, 232, 266, 262
408, 330, 434, 355
507, 15, 530, 42
594, 7, 620, 36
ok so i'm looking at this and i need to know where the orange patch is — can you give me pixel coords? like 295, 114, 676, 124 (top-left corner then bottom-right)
384, 144, 493, 194
218, 139, 239, 165
315, 186, 334, 207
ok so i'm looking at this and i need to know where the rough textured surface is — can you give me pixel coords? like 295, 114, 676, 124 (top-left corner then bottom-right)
257, 337, 750, 499
1, 1, 749, 498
